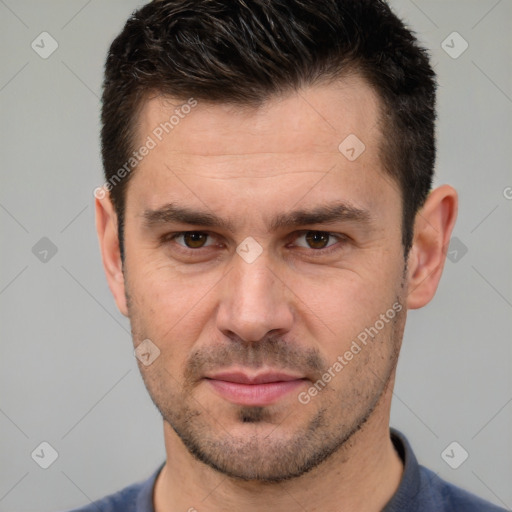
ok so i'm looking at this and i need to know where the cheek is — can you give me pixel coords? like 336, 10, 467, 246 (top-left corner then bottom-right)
126, 259, 223, 348
291, 265, 401, 346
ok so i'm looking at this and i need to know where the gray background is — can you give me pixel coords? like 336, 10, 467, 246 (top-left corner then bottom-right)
1, 1, 511, 511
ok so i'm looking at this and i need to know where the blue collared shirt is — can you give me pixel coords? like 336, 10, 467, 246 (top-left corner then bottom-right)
65, 428, 507, 511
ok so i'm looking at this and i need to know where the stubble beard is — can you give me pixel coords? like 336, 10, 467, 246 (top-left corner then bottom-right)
127, 301, 405, 482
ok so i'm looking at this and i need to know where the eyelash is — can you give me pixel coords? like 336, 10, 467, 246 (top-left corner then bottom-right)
162, 230, 348, 257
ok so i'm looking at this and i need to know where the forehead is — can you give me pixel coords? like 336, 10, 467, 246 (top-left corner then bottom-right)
125, 76, 398, 225
135, 75, 383, 165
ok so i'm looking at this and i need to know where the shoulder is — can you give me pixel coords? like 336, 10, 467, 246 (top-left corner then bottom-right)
387, 429, 507, 512
66, 482, 142, 512
417, 465, 507, 511
62, 465, 162, 512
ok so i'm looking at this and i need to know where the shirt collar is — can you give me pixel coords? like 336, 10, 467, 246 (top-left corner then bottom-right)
141, 428, 421, 512
382, 428, 422, 511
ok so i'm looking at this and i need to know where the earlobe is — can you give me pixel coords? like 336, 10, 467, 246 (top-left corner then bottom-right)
95, 189, 129, 317
406, 185, 458, 310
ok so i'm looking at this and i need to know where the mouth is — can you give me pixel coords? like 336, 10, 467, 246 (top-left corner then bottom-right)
204, 370, 308, 406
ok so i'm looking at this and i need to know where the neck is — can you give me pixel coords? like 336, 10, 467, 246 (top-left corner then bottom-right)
154, 382, 403, 512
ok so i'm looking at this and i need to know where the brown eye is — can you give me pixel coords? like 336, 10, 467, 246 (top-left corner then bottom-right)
182, 232, 209, 248
304, 231, 332, 249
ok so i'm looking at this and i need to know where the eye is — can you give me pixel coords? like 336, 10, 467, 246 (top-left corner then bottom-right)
293, 231, 345, 251
168, 231, 215, 249
162, 230, 348, 257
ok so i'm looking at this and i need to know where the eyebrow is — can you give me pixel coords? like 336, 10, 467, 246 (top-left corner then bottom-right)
141, 201, 374, 232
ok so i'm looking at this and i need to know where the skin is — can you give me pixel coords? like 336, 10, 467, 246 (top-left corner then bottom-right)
96, 75, 457, 511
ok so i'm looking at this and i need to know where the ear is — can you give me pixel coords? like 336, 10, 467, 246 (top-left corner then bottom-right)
406, 185, 458, 310
95, 188, 129, 316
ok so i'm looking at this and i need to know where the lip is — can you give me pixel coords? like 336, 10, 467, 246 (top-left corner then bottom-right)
204, 371, 308, 406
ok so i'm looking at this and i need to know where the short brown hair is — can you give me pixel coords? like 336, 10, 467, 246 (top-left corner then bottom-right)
101, 0, 436, 261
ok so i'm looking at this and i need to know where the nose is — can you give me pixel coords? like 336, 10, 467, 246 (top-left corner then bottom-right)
215, 249, 294, 343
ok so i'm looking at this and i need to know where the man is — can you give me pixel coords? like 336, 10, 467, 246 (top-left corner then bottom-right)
73, 0, 505, 510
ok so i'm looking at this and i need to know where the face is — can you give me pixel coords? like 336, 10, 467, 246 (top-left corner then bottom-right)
119, 76, 409, 481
